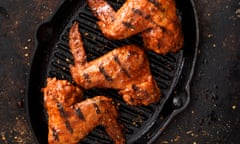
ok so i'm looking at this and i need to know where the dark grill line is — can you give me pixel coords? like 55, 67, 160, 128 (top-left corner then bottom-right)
131, 8, 160, 27
57, 102, 65, 117
113, 55, 131, 78
52, 128, 59, 141
56, 101, 73, 134
83, 72, 91, 83
132, 84, 139, 92
99, 65, 113, 81
132, 84, 149, 96
132, 8, 151, 21
147, 0, 165, 12
120, 68, 131, 78
75, 108, 85, 121
65, 120, 73, 134
122, 21, 135, 30
132, 8, 144, 16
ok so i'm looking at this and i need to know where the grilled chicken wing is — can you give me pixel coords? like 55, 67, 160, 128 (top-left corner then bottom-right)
87, 0, 184, 54
43, 78, 125, 144
70, 22, 160, 106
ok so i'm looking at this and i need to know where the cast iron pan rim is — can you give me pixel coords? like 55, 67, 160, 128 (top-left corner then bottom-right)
25, 1, 67, 143
25, 27, 48, 144
25, 24, 47, 144
148, 0, 200, 143
25, 0, 199, 143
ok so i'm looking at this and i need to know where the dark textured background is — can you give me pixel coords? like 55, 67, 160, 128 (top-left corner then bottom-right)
0, 0, 239, 143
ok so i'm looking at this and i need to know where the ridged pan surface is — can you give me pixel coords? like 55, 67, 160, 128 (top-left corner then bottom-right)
27, 0, 199, 143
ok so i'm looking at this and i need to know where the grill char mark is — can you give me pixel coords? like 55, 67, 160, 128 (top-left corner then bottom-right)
132, 8, 159, 27
132, 8, 152, 21
57, 102, 65, 117
99, 64, 113, 82
132, 84, 139, 92
75, 108, 85, 121
52, 128, 59, 141
83, 72, 91, 83
132, 84, 149, 96
56, 102, 73, 134
147, 0, 165, 12
132, 8, 144, 17
131, 7, 168, 36
113, 55, 131, 78
122, 21, 135, 30
65, 120, 73, 134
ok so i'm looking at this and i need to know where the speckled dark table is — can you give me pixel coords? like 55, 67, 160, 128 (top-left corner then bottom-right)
0, 0, 239, 144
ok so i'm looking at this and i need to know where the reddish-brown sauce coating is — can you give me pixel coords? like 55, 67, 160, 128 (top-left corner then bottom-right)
87, 0, 184, 54
70, 22, 161, 106
43, 78, 125, 144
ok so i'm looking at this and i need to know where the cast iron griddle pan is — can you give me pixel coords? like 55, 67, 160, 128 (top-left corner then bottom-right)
27, 0, 199, 143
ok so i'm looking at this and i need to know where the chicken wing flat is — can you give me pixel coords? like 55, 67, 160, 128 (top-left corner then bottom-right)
43, 78, 125, 144
87, 0, 184, 54
70, 22, 160, 106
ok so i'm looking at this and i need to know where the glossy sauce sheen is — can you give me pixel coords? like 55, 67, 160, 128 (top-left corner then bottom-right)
87, 0, 184, 54
70, 22, 161, 106
43, 78, 125, 144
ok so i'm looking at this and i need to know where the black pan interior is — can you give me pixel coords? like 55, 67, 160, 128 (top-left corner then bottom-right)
27, 0, 198, 143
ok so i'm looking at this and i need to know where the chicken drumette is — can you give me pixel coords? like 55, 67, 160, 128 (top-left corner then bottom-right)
42, 78, 125, 144
70, 22, 160, 106
87, 0, 184, 54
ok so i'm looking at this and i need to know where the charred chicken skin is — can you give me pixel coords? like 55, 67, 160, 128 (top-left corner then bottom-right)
87, 0, 184, 54
70, 22, 160, 106
43, 78, 125, 144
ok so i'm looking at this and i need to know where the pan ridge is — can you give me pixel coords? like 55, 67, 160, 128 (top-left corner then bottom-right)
26, 0, 199, 143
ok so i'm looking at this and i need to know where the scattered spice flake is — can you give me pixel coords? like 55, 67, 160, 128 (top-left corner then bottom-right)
186, 130, 193, 135
23, 46, 28, 50
20, 89, 24, 93
117, 102, 121, 106
17, 100, 24, 108
65, 58, 70, 63
161, 141, 169, 144
132, 121, 136, 126
1, 132, 6, 141
236, 9, 240, 18
200, 130, 209, 136
84, 32, 89, 36
27, 38, 32, 42
174, 135, 180, 142
232, 105, 236, 110
207, 33, 214, 38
